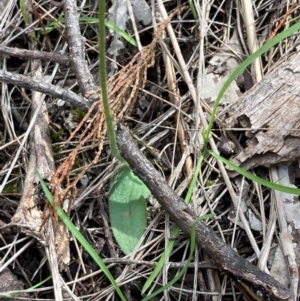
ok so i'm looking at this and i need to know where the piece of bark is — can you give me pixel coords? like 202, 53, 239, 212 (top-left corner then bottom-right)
274, 164, 300, 297
220, 50, 300, 171
115, 123, 293, 301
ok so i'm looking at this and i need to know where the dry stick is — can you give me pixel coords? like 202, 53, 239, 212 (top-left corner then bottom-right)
63, 0, 99, 102
160, 24, 193, 179
0, 69, 90, 111
115, 124, 293, 301
0, 45, 70, 65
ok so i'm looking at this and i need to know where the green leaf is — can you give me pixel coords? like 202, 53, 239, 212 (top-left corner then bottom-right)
36, 170, 127, 301
109, 166, 150, 255
209, 151, 300, 195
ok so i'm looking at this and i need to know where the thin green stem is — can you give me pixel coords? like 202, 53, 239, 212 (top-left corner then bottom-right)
98, 0, 125, 163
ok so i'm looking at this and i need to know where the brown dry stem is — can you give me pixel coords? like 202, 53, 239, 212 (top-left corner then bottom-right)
50, 6, 188, 209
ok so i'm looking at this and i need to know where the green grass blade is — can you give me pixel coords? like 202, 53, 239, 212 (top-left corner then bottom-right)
36, 171, 127, 301
204, 21, 300, 143
141, 227, 178, 293
78, 17, 138, 47
40, 13, 137, 47
141, 214, 214, 301
20, 0, 30, 25
209, 151, 300, 195
142, 155, 205, 293
44, 12, 64, 34
187, 0, 198, 19
104, 20, 138, 47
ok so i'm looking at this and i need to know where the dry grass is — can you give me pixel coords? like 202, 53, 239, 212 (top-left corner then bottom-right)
0, 0, 299, 300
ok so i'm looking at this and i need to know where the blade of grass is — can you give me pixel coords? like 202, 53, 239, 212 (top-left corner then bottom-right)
142, 155, 205, 293
105, 20, 137, 47
203, 21, 300, 144
79, 17, 138, 47
187, 0, 198, 19
141, 214, 214, 301
209, 151, 300, 195
19, 0, 30, 25
143, 16, 300, 297
36, 171, 127, 301
41, 14, 137, 46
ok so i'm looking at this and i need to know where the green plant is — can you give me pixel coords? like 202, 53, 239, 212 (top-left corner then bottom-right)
142, 16, 300, 295
3, 183, 17, 193
108, 165, 150, 255
50, 128, 65, 142
80, 17, 138, 47
141, 214, 214, 301
97, 0, 149, 260
71, 107, 86, 121
36, 3, 300, 300
202, 21, 300, 195
52, 144, 64, 154
44, 12, 64, 34
36, 171, 127, 301
36, 12, 138, 47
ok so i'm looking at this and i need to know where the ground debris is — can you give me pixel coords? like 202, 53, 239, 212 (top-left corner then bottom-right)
220, 51, 300, 171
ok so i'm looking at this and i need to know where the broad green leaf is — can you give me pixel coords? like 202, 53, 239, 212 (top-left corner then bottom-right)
109, 166, 150, 255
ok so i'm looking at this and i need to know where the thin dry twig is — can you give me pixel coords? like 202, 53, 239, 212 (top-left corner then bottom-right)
0, 69, 90, 111
0, 45, 70, 65
269, 3, 297, 40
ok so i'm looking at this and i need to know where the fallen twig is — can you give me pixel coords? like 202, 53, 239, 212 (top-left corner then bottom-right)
115, 123, 293, 301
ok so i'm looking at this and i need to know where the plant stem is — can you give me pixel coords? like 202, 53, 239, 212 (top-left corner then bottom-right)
98, 0, 125, 163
